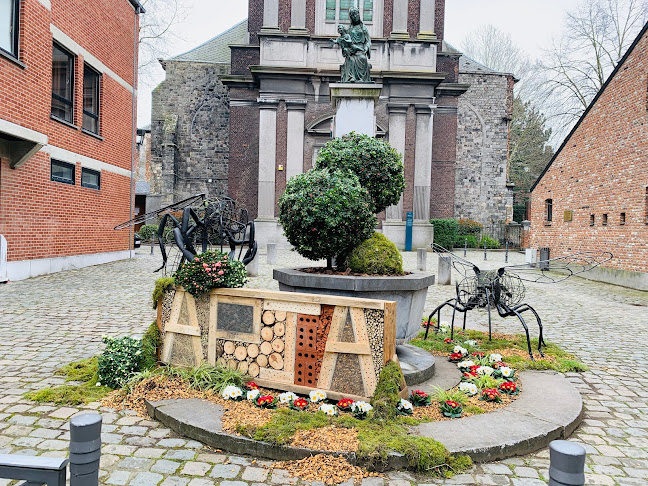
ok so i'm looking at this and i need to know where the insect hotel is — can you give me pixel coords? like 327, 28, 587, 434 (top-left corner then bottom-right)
158, 287, 400, 400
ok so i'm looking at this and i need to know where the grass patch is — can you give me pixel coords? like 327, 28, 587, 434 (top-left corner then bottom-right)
25, 357, 112, 405
411, 328, 588, 373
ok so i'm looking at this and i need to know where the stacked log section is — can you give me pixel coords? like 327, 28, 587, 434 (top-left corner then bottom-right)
259, 309, 286, 372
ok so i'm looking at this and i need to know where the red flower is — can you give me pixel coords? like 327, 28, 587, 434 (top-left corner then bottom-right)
413, 390, 428, 398
337, 398, 354, 410
445, 401, 460, 408
444, 338, 454, 343
256, 395, 274, 406
246, 381, 259, 390
471, 352, 485, 358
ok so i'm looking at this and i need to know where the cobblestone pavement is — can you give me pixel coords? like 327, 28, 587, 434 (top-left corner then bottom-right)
0, 248, 647, 485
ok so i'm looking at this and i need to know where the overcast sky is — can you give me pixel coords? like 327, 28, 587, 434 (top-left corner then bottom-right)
137, 0, 581, 126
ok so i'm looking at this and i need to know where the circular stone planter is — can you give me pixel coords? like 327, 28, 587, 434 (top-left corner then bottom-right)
273, 268, 435, 343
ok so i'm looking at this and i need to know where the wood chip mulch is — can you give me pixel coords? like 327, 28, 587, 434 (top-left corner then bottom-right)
272, 454, 381, 485
290, 426, 359, 452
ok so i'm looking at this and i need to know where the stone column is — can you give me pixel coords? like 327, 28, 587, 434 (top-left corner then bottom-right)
257, 99, 279, 218
263, 0, 279, 30
391, 0, 409, 38
386, 103, 407, 221
413, 105, 433, 221
418, 0, 436, 40
285, 100, 306, 181
290, 0, 307, 32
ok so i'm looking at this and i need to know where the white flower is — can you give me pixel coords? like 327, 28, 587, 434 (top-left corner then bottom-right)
398, 399, 413, 411
309, 390, 327, 403
439, 321, 450, 332
221, 385, 243, 400
96, 382, 102, 387
459, 382, 478, 396
489, 353, 503, 363
319, 404, 338, 416
135, 350, 141, 355
247, 389, 260, 401
500, 367, 514, 378
351, 401, 373, 413
453, 345, 468, 356
278, 392, 297, 404
464, 340, 477, 346
457, 360, 475, 369
477, 366, 494, 376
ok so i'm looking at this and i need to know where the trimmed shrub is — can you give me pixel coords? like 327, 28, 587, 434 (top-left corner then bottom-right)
279, 169, 377, 262
98, 336, 144, 389
457, 219, 482, 237
430, 219, 458, 250
136, 224, 158, 242
454, 235, 479, 249
174, 250, 248, 297
479, 235, 501, 249
315, 132, 405, 214
347, 233, 403, 275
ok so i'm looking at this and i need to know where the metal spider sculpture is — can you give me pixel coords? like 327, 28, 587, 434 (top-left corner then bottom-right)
424, 244, 613, 360
114, 193, 257, 273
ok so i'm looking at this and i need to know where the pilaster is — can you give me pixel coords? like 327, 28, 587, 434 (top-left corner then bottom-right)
289, 0, 307, 32
262, 0, 280, 31
413, 104, 433, 221
391, 0, 409, 39
258, 99, 279, 218
386, 103, 408, 221
285, 100, 307, 181
418, 0, 436, 40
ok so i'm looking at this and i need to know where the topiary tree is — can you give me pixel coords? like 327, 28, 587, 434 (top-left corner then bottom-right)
278, 169, 377, 264
346, 232, 404, 275
315, 132, 405, 213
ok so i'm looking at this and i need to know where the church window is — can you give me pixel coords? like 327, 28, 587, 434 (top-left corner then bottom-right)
326, 0, 336, 20
363, 0, 373, 21
326, 0, 373, 23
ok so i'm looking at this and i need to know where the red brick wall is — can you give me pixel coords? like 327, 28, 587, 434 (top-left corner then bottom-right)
530, 31, 648, 274
228, 101, 260, 218
382, 0, 393, 38
0, 0, 138, 262
435, 0, 444, 42
248, 0, 265, 45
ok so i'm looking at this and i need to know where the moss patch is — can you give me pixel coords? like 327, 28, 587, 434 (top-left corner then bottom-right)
370, 361, 403, 420
142, 321, 161, 369
152, 277, 175, 309
25, 357, 112, 405
346, 233, 404, 275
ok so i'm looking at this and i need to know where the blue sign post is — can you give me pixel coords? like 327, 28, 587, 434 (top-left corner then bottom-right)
405, 211, 413, 251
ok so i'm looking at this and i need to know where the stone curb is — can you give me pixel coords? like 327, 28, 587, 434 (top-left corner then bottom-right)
145, 370, 582, 469
396, 344, 436, 386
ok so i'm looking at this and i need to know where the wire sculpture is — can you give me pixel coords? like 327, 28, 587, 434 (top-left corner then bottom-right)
114, 193, 257, 273
424, 244, 613, 360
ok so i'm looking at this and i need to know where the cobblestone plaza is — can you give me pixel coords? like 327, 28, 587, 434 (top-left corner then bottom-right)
0, 249, 647, 485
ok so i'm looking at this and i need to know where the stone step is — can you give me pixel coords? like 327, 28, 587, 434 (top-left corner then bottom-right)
396, 344, 436, 386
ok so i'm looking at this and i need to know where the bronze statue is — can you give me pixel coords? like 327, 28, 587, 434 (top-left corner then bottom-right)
332, 7, 372, 83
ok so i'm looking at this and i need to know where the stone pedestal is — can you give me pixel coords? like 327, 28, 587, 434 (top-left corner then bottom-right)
330, 83, 382, 137
382, 221, 434, 251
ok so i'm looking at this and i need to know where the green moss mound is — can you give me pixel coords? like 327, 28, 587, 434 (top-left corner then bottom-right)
142, 321, 161, 369
152, 277, 175, 309
370, 361, 403, 420
346, 233, 404, 276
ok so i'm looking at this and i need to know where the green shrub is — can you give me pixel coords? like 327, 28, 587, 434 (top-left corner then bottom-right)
457, 219, 483, 237
98, 336, 145, 389
315, 132, 405, 213
430, 219, 458, 250
136, 224, 159, 242
152, 277, 175, 309
141, 322, 161, 369
174, 250, 248, 297
454, 234, 479, 248
346, 233, 403, 275
279, 169, 376, 262
371, 361, 403, 421
479, 235, 501, 249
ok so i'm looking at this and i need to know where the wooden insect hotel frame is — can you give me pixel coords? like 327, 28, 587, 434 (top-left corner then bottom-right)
158, 287, 399, 401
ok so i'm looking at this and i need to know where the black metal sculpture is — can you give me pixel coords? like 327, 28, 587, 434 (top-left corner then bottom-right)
114, 194, 257, 273
424, 244, 613, 360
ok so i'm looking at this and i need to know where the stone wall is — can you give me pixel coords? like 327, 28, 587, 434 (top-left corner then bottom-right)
455, 69, 514, 226
150, 61, 231, 206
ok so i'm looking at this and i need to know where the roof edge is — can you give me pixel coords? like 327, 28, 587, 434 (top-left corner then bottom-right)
129, 0, 145, 13
170, 18, 247, 61
530, 19, 648, 193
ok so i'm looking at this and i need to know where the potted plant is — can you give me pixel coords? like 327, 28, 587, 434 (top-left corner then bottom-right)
274, 132, 435, 343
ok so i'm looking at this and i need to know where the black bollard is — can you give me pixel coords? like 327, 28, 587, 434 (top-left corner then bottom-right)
464, 238, 467, 257
484, 242, 487, 261
69, 414, 102, 486
549, 440, 586, 486
505, 241, 509, 263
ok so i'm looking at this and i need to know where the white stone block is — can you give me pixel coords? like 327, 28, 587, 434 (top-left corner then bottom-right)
0, 235, 7, 282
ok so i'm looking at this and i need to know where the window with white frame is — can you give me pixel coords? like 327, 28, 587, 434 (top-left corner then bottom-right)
0, 0, 19, 58
326, 0, 373, 23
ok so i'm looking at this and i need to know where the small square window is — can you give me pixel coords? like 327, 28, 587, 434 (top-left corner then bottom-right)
620, 212, 626, 225
81, 167, 100, 190
51, 159, 75, 185
590, 214, 595, 226
602, 214, 608, 226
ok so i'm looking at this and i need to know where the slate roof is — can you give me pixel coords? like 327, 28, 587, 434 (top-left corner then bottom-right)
170, 19, 248, 64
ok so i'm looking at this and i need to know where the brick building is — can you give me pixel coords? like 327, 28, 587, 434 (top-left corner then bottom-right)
0, 0, 143, 281
150, 0, 514, 248
529, 22, 648, 290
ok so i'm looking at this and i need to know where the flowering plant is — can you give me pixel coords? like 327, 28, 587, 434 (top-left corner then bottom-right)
247, 389, 260, 401
174, 250, 248, 297
459, 382, 478, 396
245, 382, 259, 390
464, 340, 477, 347
278, 392, 298, 404
444, 338, 454, 344
488, 353, 503, 364
309, 390, 327, 403
319, 404, 338, 416
256, 395, 278, 409
222, 385, 244, 401
477, 366, 495, 376
351, 401, 373, 420
499, 367, 516, 381
457, 360, 475, 373
491, 361, 506, 370
441, 400, 463, 418
499, 381, 519, 395
471, 352, 485, 359
336, 398, 354, 412
453, 345, 468, 356
410, 390, 431, 406
480, 388, 502, 403
448, 353, 464, 363
396, 398, 413, 415
290, 398, 309, 411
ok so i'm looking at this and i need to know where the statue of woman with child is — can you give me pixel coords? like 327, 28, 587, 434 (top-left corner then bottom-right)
332, 7, 372, 83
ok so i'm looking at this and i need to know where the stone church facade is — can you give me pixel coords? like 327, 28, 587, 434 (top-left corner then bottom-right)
150, 0, 514, 247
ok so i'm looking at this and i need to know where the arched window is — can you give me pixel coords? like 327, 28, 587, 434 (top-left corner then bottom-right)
545, 198, 553, 222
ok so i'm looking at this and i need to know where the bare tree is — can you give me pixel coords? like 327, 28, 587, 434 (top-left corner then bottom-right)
540, 0, 648, 137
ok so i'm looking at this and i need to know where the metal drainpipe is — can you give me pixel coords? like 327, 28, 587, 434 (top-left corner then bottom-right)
129, 6, 141, 257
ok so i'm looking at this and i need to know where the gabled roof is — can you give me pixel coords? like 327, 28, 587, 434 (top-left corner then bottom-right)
444, 42, 512, 76
170, 19, 248, 64
531, 20, 648, 192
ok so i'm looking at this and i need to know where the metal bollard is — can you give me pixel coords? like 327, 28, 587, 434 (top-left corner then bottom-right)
267, 243, 277, 265
69, 413, 102, 486
150, 240, 154, 255
505, 241, 509, 263
484, 243, 487, 261
548, 440, 586, 486
463, 238, 467, 257
416, 248, 427, 271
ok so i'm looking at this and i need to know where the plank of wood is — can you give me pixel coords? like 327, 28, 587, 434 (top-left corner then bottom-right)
164, 324, 201, 337
161, 333, 175, 364
383, 302, 397, 365
317, 306, 347, 389
258, 368, 292, 384
263, 300, 322, 316
324, 342, 371, 355
283, 312, 297, 375
167, 289, 186, 328
350, 307, 369, 343
185, 292, 200, 329
191, 336, 204, 366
